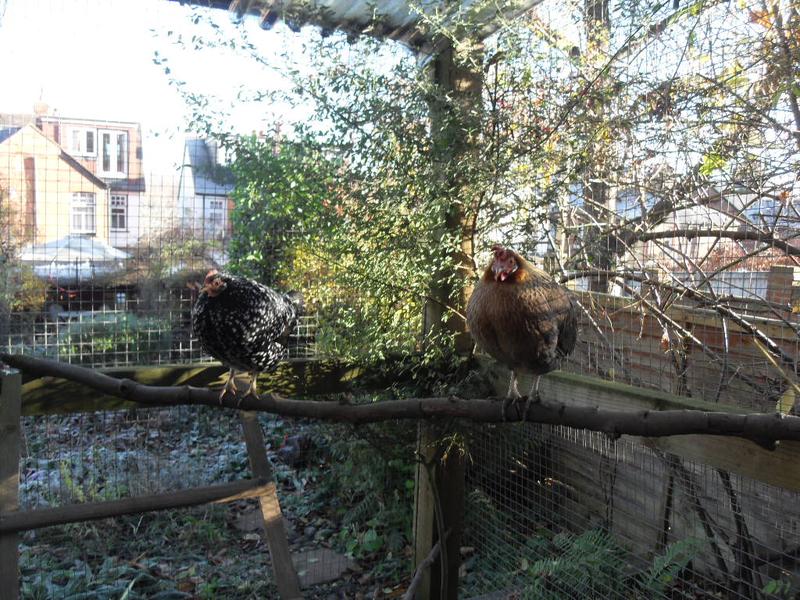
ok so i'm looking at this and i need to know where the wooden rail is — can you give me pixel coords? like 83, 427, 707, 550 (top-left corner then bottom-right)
0, 478, 272, 534
19, 359, 361, 416
240, 411, 302, 599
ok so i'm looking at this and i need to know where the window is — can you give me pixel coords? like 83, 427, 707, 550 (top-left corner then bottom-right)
71, 192, 96, 234
206, 198, 225, 233
615, 189, 642, 220
67, 127, 96, 157
110, 195, 127, 231
98, 131, 128, 177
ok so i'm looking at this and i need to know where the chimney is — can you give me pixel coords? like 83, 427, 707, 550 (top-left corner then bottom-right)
206, 139, 218, 165
33, 101, 49, 116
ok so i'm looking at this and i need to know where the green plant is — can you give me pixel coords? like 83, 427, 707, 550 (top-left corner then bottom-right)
20, 554, 173, 599
637, 538, 701, 596
0, 264, 48, 313
54, 313, 173, 366
520, 529, 627, 599
762, 577, 795, 599
512, 530, 702, 600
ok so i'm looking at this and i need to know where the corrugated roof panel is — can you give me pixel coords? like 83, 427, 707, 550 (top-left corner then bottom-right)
173, 0, 545, 52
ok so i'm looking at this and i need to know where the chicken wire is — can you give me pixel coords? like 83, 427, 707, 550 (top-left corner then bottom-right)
17, 404, 412, 597
2, 0, 800, 598
462, 420, 800, 600
0, 118, 316, 368
19, 405, 249, 509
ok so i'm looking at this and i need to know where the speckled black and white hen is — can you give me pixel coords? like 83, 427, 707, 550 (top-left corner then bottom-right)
192, 269, 303, 403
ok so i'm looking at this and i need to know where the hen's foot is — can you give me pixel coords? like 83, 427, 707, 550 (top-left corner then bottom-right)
521, 390, 542, 422
219, 376, 238, 405
239, 375, 260, 408
501, 391, 522, 422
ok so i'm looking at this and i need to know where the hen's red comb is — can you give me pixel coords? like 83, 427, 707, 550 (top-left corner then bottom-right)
491, 244, 508, 257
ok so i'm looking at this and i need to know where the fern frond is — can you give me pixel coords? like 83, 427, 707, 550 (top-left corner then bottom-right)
637, 538, 701, 596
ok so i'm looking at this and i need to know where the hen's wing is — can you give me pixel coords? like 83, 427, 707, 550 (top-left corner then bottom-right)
513, 276, 576, 370
236, 280, 299, 370
466, 272, 576, 374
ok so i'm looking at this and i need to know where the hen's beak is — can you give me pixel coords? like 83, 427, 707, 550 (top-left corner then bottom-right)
493, 265, 516, 282
492, 264, 504, 281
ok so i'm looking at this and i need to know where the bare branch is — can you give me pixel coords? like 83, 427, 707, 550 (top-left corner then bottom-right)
633, 228, 800, 258
403, 531, 450, 600
3, 354, 798, 446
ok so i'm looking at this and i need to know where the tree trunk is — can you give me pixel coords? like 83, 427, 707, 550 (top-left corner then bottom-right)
423, 43, 483, 355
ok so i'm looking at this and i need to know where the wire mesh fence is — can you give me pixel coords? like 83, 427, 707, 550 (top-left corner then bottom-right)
561, 288, 800, 411
0, 118, 317, 367
2, 0, 800, 598
462, 421, 800, 600
19, 406, 249, 510
16, 404, 415, 598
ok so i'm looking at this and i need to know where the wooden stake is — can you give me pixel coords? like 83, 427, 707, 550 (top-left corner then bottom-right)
239, 411, 302, 599
412, 422, 438, 600
412, 422, 465, 600
0, 369, 21, 600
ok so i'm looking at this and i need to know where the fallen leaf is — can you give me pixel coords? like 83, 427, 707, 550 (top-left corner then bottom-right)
777, 387, 796, 415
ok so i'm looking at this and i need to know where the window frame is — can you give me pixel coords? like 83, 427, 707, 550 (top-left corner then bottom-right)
67, 127, 97, 157
110, 194, 128, 232
204, 196, 226, 233
71, 192, 97, 235
97, 130, 129, 178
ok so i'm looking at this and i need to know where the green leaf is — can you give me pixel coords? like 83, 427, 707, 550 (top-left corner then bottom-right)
699, 152, 726, 176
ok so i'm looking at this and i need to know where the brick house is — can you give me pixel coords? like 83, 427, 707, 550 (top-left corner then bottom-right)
35, 113, 146, 250
0, 122, 110, 246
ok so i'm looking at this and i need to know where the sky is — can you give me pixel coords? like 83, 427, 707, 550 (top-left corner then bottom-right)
0, 0, 316, 174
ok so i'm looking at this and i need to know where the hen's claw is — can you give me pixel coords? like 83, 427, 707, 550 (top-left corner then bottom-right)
219, 385, 237, 405
522, 390, 542, 422
501, 393, 522, 422
501, 397, 511, 422
219, 370, 238, 405
239, 374, 260, 408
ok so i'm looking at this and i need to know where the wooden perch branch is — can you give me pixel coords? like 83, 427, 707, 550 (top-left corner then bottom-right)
3, 354, 799, 445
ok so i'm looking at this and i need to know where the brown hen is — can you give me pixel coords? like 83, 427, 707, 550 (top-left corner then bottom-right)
466, 245, 577, 417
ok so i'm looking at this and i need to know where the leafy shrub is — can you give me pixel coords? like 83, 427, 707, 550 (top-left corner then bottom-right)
54, 313, 173, 366
0, 264, 48, 312
518, 530, 700, 600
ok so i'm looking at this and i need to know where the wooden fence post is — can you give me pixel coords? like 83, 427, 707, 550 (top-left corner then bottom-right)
412, 422, 465, 600
239, 411, 302, 599
413, 423, 437, 600
0, 368, 21, 600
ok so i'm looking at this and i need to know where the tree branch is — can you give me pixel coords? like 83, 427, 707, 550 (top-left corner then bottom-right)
633, 228, 800, 258
403, 530, 450, 600
4, 354, 800, 446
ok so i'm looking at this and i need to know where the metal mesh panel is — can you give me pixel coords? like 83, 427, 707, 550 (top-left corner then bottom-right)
3, 0, 800, 598
0, 122, 317, 367
463, 421, 800, 599
19, 406, 249, 509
